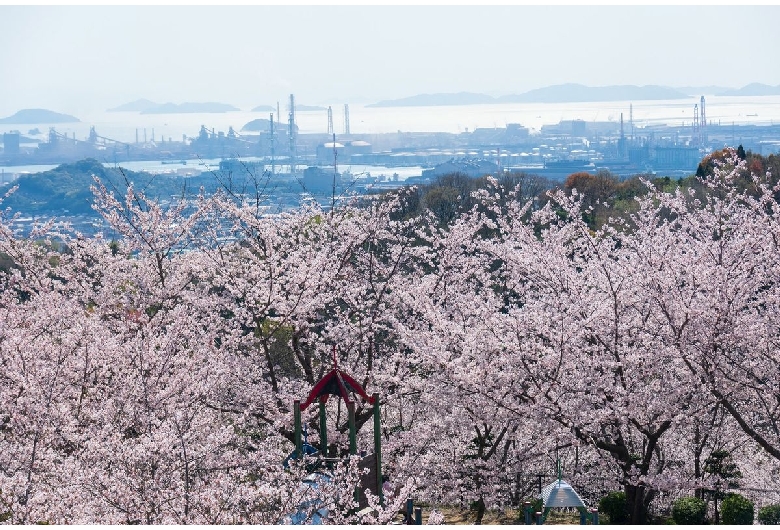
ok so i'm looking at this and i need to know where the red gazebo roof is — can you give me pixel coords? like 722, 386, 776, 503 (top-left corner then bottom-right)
300, 367, 375, 411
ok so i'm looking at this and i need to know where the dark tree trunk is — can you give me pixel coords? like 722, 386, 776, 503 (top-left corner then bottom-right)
474, 497, 486, 525
625, 483, 653, 524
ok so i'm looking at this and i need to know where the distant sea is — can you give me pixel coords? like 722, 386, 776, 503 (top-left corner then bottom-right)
1, 95, 777, 144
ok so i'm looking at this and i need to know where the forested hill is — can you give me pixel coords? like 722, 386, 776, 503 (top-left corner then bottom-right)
4, 150, 779, 224
0, 159, 220, 216
383, 148, 780, 230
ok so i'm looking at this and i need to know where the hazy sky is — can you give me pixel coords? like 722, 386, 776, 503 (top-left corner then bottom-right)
1, 5, 779, 116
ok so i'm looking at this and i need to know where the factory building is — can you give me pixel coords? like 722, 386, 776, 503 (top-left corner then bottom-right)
302, 165, 341, 192
3, 132, 20, 155
315, 140, 372, 163
652, 146, 701, 170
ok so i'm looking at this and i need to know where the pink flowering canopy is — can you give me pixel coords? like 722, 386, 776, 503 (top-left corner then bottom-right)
0, 154, 779, 523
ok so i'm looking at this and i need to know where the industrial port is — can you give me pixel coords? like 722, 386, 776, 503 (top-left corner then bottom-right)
3, 95, 780, 186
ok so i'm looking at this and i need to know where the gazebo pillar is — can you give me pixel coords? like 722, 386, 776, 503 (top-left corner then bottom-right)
373, 392, 383, 505
319, 399, 328, 452
347, 402, 357, 455
293, 399, 302, 457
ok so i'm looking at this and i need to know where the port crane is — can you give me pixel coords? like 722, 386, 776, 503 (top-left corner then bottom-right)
47, 127, 84, 146
226, 126, 255, 145
45, 126, 133, 149
87, 127, 135, 150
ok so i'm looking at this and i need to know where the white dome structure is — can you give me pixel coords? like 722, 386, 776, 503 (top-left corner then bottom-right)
541, 479, 586, 508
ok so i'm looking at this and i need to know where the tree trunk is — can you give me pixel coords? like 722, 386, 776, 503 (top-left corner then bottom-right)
625, 483, 652, 524
474, 497, 486, 525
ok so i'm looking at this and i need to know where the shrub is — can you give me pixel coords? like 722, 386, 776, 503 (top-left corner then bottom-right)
671, 496, 707, 525
599, 491, 629, 524
721, 493, 754, 525
758, 504, 780, 525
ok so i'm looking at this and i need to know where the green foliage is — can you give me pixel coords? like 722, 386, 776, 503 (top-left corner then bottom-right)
671, 496, 707, 525
0, 158, 112, 215
0, 158, 233, 217
386, 171, 553, 225
598, 491, 629, 524
424, 185, 461, 225
255, 319, 301, 379
757, 504, 780, 525
0, 251, 15, 274
704, 449, 742, 491
721, 493, 754, 525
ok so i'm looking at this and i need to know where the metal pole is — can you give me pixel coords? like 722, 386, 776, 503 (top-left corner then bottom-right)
319, 399, 327, 455
293, 399, 302, 457
289, 94, 296, 177
373, 392, 384, 505
269, 112, 275, 176
343, 401, 359, 508
347, 402, 357, 456
714, 494, 719, 525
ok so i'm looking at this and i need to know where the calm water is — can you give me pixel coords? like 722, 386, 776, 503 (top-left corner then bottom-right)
0, 158, 423, 182
3, 95, 779, 147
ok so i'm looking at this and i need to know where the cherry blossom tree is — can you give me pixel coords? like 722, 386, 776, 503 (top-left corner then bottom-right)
640, 154, 780, 465
3, 154, 780, 524
395, 178, 711, 523
0, 182, 394, 523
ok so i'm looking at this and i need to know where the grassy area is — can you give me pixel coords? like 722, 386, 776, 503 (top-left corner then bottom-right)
393, 505, 582, 525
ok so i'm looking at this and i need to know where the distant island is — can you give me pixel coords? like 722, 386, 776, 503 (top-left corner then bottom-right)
241, 118, 296, 134
368, 83, 780, 108
498, 84, 690, 103
717, 83, 780, 97
251, 105, 276, 112
0, 109, 80, 124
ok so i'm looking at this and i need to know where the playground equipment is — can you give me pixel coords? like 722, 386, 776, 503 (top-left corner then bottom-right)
523, 460, 599, 525
288, 350, 384, 507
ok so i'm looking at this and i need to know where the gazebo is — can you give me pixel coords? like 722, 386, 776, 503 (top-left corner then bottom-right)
289, 351, 384, 507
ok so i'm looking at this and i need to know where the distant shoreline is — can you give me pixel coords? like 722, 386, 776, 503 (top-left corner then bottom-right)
368, 83, 780, 108
2, 94, 778, 146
